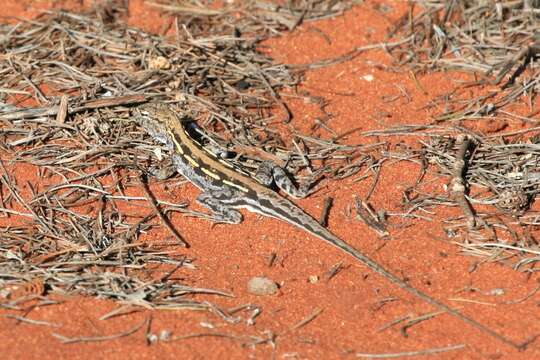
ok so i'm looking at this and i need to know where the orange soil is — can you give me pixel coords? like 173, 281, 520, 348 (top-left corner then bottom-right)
1, 1, 539, 359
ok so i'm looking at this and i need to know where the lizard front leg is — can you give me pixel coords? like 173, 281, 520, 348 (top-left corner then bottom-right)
254, 161, 310, 199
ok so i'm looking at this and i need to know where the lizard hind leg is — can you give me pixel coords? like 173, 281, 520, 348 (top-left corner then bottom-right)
254, 161, 310, 199
196, 190, 243, 224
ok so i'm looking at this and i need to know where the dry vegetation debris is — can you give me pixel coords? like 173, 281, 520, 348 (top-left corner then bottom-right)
0, 0, 373, 315
376, 0, 540, 269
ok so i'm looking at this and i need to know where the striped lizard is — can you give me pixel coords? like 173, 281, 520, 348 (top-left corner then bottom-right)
135, 103, 520, 349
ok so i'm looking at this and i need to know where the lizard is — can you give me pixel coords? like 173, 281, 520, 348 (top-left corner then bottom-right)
135, 103, 521, 350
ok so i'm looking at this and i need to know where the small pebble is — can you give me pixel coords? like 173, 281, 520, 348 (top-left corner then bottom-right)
486, 288, 505, 296
361, 74, 374, 82
159, 330, 171, 341
247, 276, 278, 296
147, 333, 158, 344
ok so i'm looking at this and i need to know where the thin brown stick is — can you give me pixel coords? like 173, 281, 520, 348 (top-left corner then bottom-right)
319, 197, 333, 226
355, 344, 466, 358
52, 318, 148, 344
450, 135, 476, 229
138, 173, 189, 248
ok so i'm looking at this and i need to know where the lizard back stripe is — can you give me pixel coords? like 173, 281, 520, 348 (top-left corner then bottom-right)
200, 166, 221, 180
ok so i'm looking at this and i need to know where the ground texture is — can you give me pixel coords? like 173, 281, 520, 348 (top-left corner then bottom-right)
1, 1, 539, 359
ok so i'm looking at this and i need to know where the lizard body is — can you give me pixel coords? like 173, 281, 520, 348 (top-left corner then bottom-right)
136, 104, 520, 349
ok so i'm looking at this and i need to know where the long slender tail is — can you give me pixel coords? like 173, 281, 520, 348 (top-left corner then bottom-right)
323, 232, 523, 349
272, 196, 525, 349
254, 192, 524, 349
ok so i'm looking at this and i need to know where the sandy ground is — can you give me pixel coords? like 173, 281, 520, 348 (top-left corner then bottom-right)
1, 1, 539, 359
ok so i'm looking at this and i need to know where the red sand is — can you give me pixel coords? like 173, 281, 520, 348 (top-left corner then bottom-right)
1, 1, 539, 359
